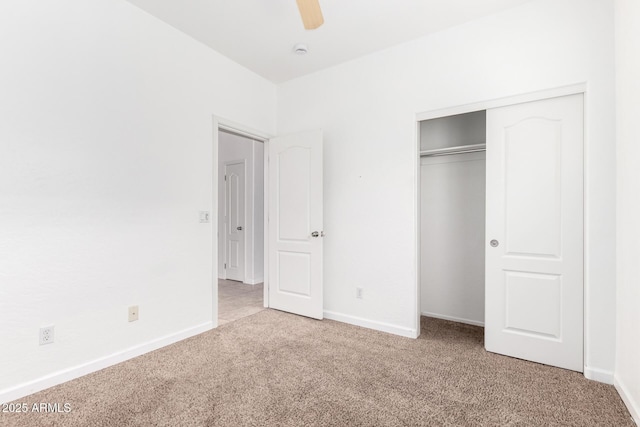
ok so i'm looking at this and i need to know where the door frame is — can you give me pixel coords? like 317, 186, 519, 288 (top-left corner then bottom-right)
213, 116, 272, 327
221, 159, 247, 282
414, 82, 587, 368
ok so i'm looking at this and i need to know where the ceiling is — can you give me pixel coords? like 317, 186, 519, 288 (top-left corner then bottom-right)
125, 0, 533, 83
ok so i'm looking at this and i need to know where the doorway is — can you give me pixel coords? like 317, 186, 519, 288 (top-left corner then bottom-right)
213, 119, 325, 325
419, 111, 487, 327
217, 128, 265, 325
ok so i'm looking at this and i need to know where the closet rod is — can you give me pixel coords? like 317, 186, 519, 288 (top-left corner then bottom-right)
420, 143, 486, 158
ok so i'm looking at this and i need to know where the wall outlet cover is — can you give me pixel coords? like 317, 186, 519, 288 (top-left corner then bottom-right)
39, 326, 54, 345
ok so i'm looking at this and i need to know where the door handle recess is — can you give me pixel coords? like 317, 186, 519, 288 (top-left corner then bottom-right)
237, 226, 243, 231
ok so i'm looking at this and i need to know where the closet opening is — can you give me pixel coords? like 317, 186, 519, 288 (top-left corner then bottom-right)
419, 110, 487, 328
416, 89, 584, 372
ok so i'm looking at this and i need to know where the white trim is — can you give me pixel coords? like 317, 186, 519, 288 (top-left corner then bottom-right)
414, 120, 422, 341
215, 118, 270, 142
244, 276, 264, 285
263, 139, 270, 309
212, 119, 220, 326
584, 366, 614, 384
0, 322, 213, 404
324, 310, 418, 339
615, 375, 640, 425
421, 311, 484, 327
582, 83, 591, 373
415, 83, 587, 121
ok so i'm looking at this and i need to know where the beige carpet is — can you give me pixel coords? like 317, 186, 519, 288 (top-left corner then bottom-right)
2, 310, 633, 426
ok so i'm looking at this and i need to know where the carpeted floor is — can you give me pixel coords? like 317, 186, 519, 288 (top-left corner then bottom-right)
2, 310, 634, 426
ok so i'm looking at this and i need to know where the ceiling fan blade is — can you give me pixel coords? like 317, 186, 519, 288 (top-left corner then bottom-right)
296, 0, 324, 30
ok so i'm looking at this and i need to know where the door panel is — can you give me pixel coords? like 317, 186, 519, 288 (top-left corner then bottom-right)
485, 94, 583, 372
504, 271, 562, 339
268, 130, 323, 319
226, 162, 245, 282
504, 118, 562, 257
278, 147, 311, 241
277, 251, 311, 296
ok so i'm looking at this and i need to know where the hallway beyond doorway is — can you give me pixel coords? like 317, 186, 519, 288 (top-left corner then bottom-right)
218, 279, 265, 325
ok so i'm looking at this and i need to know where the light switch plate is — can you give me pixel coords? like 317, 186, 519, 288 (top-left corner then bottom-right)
199, 211, 210, 223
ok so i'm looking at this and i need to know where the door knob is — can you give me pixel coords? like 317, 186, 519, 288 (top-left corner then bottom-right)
237, 226, 243, 231
311, 231, 324, 238
490, 239, 499, 247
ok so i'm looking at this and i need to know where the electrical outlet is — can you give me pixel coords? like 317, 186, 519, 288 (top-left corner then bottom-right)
39, 326, 54, 345
356, 287, 363, 299
128, 305, 139, 322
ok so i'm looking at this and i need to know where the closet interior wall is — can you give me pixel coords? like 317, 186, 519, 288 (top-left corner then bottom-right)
420, 111, 487, 326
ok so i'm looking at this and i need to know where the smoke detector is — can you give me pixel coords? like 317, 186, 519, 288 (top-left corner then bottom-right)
293, 44, 308, 55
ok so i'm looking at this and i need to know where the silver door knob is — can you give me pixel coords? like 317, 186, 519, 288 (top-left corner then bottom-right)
490, 239, 499, 247
237, 226, 243, 231
311, 231, 319, 237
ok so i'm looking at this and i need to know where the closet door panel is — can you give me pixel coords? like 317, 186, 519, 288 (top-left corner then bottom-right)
485, 94, 583, 372
503, 118, 562, 258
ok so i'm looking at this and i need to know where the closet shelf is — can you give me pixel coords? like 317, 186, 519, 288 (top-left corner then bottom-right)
420, 143, 486, 158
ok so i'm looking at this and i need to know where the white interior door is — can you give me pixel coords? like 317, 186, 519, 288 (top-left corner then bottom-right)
485, 94, 584, 372
267, 130, 323, 319
225, 162, 245, 282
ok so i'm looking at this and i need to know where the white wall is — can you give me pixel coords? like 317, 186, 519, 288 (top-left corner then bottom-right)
0, 0, 275, 402
420, 111, 486, 151
218, 131, 265, 285
420, 152, 486, 326
615, 0, 640, 422
277, 0, 617, 376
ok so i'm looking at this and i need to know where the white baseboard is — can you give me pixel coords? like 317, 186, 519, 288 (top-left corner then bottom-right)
421, 311, 484, 327
244, 276, 264, 285
323, 310, 418, 338
615, 375, 640, 425
0, 321, 213, 404
584, 366, 615, 384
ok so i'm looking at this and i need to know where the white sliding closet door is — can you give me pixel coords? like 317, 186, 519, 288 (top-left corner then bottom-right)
485, 94, 584, 372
